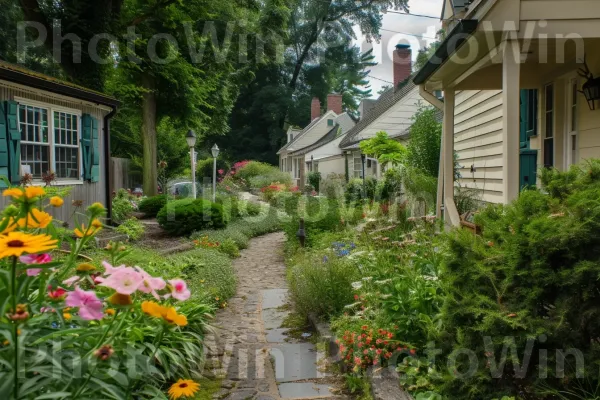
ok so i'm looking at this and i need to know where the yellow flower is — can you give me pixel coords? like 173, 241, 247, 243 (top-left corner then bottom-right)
141, 301, 166, 318
0, 217, 18, 234
63, 312, 72, 321
92, 202, 105, 209
163, 307, 188, 327
0, 232, 57, 258
91, 219, 103, 229
105, 309, 116, 316
18, 209, 52, 229
49, 196, 64, 207
74, 224, 100, 238
168, 379, 200, 399
108, 293, 133, 306
76, 263, 96, 272
3, 188, 23, 199
24, 186, 45, 199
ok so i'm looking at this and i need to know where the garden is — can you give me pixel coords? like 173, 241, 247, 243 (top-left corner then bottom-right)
279, 158, 600, 400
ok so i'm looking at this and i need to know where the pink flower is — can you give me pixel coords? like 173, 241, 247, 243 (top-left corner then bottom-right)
102, 261, 124, 275
47, 285, 67, 301
40, 307, 55, 313
20, 253, 52, 265
100, 267, 143, 295
27, 268, 43, 276
65, 287, 104, 320
168, 279, 191, 301
135, 266, 166, 300
63, 276, 81, 287
218, 169, 224, 175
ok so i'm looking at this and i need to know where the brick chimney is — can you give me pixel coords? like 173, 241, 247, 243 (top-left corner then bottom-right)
311, 97, 321, 121
393, 44, 412, 90
327, 93, 343, 115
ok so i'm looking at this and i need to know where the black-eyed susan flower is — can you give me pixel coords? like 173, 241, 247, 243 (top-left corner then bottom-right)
0, 232, 58, 258
168, 379, 200, 399
18, 208, 52, 229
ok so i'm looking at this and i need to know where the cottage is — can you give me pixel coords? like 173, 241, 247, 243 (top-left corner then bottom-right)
0, 62, 119, 223
415, 0, 600, 227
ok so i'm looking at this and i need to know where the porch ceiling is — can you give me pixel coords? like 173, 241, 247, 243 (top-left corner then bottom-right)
422, 37, 600, 91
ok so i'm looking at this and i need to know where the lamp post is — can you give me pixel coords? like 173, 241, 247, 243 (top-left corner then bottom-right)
186, 130, 197, 199
211, 144, 220, 202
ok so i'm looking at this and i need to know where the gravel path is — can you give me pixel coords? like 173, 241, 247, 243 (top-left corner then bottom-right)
203, 232, 349, 400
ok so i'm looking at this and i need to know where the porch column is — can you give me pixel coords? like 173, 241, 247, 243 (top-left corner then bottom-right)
502, 39, 521, 203
443, 89, 460, 227
299, 158, 306, 189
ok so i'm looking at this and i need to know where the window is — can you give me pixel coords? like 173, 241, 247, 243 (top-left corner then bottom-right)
353, 152, 363, 178
544, 84, 554, 168
569, 79, 578, 166
327, 119, 334, 126
18, 101, 81, 180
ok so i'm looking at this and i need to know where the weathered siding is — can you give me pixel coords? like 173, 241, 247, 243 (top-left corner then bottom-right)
316, 156, 345, 180
454, 90, 504, 204
0, 79, 110, 225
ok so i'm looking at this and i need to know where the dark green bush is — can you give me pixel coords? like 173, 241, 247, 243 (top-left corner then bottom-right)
157, 198, 226, 236
197, 158, 229, 180
283, 197, 342, 247
439, 160, 600, 399
138, 195, 168, 217
344, 177, 377, 203
377, 168, 403, 201
308, 171, 321, 192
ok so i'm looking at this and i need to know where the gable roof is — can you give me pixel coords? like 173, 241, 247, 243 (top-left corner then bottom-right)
277, 112, 335, 154
339, 78, 417, 148
288, 124, 340, 156
0, 61, 119, 108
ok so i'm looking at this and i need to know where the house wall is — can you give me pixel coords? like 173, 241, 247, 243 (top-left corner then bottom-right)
0, 80, 110, 225
574, 53, 600, 163
316, 156, 345, 180
454, 90, 505, 204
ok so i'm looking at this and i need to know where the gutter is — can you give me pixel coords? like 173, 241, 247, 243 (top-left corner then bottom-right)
413, 19, 479, 85
103, 106, 118, 223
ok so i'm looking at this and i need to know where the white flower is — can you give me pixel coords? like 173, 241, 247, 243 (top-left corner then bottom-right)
351, 281, 363, 290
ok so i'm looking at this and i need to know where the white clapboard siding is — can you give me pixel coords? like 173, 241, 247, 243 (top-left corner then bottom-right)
454, 90, 504, 204
0, 81, 110, 225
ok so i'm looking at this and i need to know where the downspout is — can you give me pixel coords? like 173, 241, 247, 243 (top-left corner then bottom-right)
103, 106, 118, 224
419, 86, 445, 220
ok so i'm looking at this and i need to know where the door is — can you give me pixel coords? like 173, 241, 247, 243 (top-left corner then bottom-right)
519, 89, 538, 190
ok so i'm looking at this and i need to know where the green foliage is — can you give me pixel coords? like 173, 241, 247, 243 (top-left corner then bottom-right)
377, 168, 403, 201
157, 198, 226, 236
197, 158, 230, 180
283, 197, 343, 247
454, 186, 480, 215
138, 195, 169, 217
232, 161, 292, 190
407, 105, 442, 178
439, 160, 600, 398
288, 249, 360, 318
345, 178, 377, 203
115, 217, 146, 241
112, 188, 137, 223
321, 173, 346, 199
216, 195, 262, 222
359, 131, 407, 166
308, 171, 322, 192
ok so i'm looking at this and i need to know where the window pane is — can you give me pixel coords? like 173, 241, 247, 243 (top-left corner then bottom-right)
544, 138, 554, 167
572, 82, 578, 132
546, 112, 553, 138
545, 85, 554, 111
20, 144, 50, 178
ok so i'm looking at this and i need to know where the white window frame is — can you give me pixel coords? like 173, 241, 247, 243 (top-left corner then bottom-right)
565, 77, 579, 168
15, 97, 84, 185
543, 84, 555, 168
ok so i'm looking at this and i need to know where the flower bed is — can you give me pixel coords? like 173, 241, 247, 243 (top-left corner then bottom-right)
0, 186, 211, 399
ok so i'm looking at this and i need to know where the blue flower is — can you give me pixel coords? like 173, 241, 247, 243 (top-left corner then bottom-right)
337, 249, 350, 257
349, 243, 356, 249
51, 321, 59, 329
323, 256, 329, 263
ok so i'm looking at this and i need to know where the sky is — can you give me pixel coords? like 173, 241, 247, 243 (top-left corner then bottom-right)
355, 0, 444, 96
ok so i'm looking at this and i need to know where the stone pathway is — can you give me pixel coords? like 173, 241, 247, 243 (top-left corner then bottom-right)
202, 232, 350, 400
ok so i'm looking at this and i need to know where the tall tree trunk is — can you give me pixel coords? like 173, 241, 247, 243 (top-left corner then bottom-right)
141, 72, 158, 196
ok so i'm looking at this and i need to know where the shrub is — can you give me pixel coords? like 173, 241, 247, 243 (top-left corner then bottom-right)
307, 171, 321, 192
288, 250, 360, 318
236, 161, 292, 190
112, 188, 136, 222
138, 194, 168, 217
377, 168, 403, 201
321, 173, 346, 200
438, 160, 600, 398
115, 217, 146, 240
260, 182, 287, 202
345, 177, 377, 204
216, 195, 261, 222
219, 238, 241, 258
157, 198, 226, 236
196, 158, 230, 180
283, 196, 342, 247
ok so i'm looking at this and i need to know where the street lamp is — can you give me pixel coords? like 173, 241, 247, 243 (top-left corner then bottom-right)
211, 144, 220, 202
186, 130, 197, 199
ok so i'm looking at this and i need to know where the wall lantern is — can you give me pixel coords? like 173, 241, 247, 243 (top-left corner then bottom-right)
578, 57, 600, 110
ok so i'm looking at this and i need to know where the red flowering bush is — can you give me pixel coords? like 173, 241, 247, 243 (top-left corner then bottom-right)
337, 324, 414, 372
260, 183, 287, 201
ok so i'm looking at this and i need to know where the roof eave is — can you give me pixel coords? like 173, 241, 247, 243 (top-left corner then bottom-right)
412, 19, 479, 85
0, 67, 120, 108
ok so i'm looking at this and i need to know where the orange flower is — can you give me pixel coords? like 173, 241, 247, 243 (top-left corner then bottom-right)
49, 196, 64, 207
3, 188, 23, 199
163, 307, 188, 327
24, 186, 45, 199
74, 224, 100, 238
18, 209, 52, 229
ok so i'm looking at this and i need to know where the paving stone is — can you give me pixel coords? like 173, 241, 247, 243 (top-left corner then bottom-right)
270, 343, 319, 382
258, 381, 270, 392
262, 289, 288, 309
277, 383, 334, 399
254, 396, 276, 400
262, 308, 289, 330
265, 328, 289, 343
224, 389, 258, 400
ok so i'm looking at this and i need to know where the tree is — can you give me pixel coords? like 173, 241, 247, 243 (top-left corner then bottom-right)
414, 29, 445, 71
406, 104, 442, 177
359, 131, 407, 166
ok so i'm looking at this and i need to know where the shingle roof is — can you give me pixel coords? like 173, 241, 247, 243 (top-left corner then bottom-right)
288, 124, 340, 156
0, 60, 119, 107
339, 78, 417, 148
277, 116, 325, 154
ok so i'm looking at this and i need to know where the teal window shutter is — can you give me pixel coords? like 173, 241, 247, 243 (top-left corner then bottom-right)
519, 90, 528, 149
0, 103, 10, 187
5, 101, 21, 184
81, 114, 92, 181
90, 116, 100, 182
